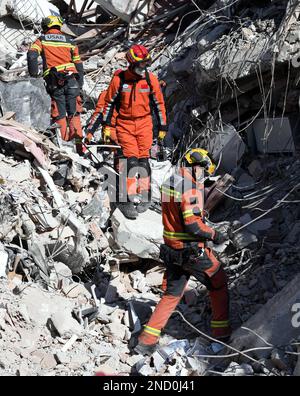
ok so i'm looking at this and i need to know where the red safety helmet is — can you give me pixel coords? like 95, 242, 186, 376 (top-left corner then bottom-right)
126, 44, 151, 64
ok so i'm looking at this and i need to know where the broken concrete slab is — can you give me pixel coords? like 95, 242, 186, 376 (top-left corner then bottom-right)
207, 124, 246, 173
0, 79, 50, 131
51, 310, 84, 338
94, 0, 140, 23
111, 209, 163, 260
103, 322, 127, 341
230, 273, 300, 360
0, 247, 8, 278
0, 159, 31, 183
251, 118, 296, 154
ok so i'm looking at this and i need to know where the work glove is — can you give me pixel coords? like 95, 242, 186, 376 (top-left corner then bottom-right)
103, 126, 111, 144
213, 230, 228, 245
158, 131, 167, 142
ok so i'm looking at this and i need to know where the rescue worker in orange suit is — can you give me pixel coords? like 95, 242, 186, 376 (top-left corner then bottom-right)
135, 149, 231, 355
85, 90, 118, 145
27, 16, 84, 154
102, 44, 168, 219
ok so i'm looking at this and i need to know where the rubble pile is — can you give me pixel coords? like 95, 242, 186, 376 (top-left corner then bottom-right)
0, 0, 300, 377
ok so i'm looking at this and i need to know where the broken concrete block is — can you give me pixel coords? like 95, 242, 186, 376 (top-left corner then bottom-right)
55, 351, 71, 365
0, 248, 8, 278
62, 283, 91, 300
94, 0, 140, 23
0, 79, 50, 130
0, 160, 31, 183
231, 274, 300, 360
145, 270, 163, 287
186, 356, 207, 375
248, 160, 263, 180
53, 262, 73, 281
224, 362, 254, 376
252, 118, 295, 154
103, 322, 127, 341
207, 124, 246, 173
111, 208, 163, 260
51, 311, 84, 338
129, 270, 149, 293
22, 286, 52, 326
41, 353, 57, 370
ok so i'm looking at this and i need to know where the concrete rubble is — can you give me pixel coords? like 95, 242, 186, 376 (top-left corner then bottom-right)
0, 0, 300, 377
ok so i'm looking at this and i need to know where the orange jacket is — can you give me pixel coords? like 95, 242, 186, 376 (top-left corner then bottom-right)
88, 90, 117, 132
27, 28, 83, 83
103, 69, 167, 130
162, 168, 216, 250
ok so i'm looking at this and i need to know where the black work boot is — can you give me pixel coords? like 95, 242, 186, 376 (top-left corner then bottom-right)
118, 202, 139, 220
134, 342, 157, 356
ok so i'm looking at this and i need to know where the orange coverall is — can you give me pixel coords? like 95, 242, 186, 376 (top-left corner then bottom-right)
102, 68, 167, 201
27, 28, 84, 150
139, 167, 231, 346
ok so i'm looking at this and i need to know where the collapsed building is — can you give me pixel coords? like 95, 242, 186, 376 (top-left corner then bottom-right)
0, 0, 300, 377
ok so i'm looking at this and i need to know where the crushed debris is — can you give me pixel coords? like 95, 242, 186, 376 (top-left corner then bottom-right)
0, 0, 300, 377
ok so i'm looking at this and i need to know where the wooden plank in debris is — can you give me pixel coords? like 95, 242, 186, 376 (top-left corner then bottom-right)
205, 174, 235, 213
74, 17, 122, 43
1, 112, 16, 120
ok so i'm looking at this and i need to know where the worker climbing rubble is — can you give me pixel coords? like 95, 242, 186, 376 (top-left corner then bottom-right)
102, 44, 168, 219
27, 15, 85, 155
135, 148, 231, 355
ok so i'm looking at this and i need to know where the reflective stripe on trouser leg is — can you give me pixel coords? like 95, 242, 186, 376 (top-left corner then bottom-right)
209, 266, 231, 339
138, 294, 182, 345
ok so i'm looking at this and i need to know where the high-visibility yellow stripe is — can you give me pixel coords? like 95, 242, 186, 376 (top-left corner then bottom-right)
163, 230, 198, 240
211, 321, 230, 324
211, 324, 230, 328
73, 56, 81, 62
41, 41, 75, 48
183, 210, 194, 219
161, 187, 182, 198
144, 326, 161, 337
31, 44, 41, 52
43, 63, 75, 77
211, 321, 230, 328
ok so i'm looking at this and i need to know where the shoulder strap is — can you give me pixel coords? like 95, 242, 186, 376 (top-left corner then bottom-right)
145, 69, 154, 94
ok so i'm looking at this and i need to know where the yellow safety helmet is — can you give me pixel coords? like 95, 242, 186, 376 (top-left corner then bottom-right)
41, 15, 64, 31
184, 148, 216, 176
